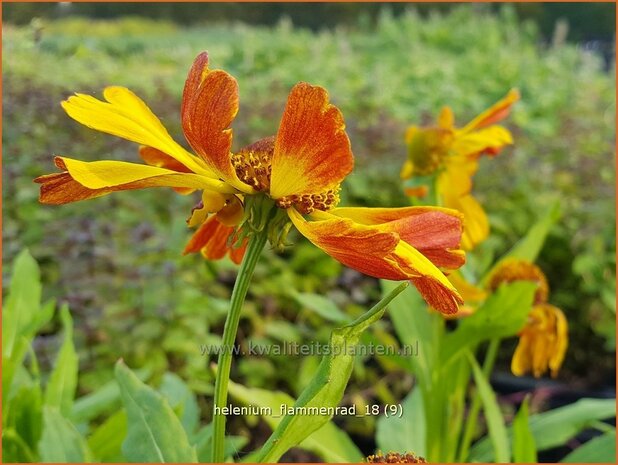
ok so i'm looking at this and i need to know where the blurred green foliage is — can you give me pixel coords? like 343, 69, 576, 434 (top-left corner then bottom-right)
2, 5, 615, 457
3, 2, 616, 42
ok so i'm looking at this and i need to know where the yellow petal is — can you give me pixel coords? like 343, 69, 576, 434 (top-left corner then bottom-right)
448, 271, 487, 303
187, 190, 228, 228
438, 106, 454, 129
452, 125, 513, 158
62, 87, 213, 176
400, 159, 414, 179
511, 338, 531, 376
216, 195, 245, 227
58, 157, 236, 192
443, 194, 489, 251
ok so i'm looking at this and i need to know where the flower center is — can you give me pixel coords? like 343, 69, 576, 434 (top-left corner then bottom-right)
231, 136, 340, 214
231, 136, 275, 192
407, 127, 453, 176
275, 188, 340, 214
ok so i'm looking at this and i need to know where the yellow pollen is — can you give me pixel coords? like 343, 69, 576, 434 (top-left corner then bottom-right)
231, 136, 275, 192
231, 136, 340, 213
276, 186, 341, 214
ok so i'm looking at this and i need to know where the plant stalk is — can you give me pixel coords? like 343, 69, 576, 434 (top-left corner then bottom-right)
457, 338, 501, 462
211, 230, 268, 462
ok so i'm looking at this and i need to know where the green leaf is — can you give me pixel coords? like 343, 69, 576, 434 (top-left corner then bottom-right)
2, 337, 30, 409
87, 411, 127, 462
114, 360, 197, 463
38, 406, 93, 462
158, 372, 200, 436
227, 382, 362, 463
376, 386, 426, 456
25, 298, 56, 338
3, 249, 42, 358
441, 282, 536, 366
44, 305, 78, 416
467, 353, 510, 463
71, 367, 150, 424
291, 292, 350, 323
253, 282, 408, 463
3, 428, 37, 462
512, 396, 537, 463
5, 384, 43, 455
470, 398, 617, 461
561, 430, 616, 463
2, 250, 52, 404
381, 280, 439, 388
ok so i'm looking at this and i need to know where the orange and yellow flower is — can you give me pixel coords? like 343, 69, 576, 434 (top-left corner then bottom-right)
36, 52, 466, 314
401, 90, 519, 250
511, 303, 568, 378
487, 259, 568, 378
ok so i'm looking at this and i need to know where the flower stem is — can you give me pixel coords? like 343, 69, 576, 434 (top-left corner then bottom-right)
457, 338, 501, 462
211, 230, 268, 462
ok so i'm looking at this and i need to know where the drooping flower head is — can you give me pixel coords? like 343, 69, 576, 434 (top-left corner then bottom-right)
488, 258, 549, 305
401, 90, 520, 250
511, 303, 568, 378
488, 258, 568, 377
36, 52, 466, 314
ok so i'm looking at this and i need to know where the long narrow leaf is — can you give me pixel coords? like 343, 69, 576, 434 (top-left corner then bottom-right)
512, 396, 537, 463
470, 398, 616, 461
467, 353, 510, 463
44, 305, 78, 416
561, 430, 616, 463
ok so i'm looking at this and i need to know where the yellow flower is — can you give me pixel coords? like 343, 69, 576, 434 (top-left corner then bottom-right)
482, 258, 567, 378
487, 258, 549, 305
511, 303, 568, 378
36, 52, 467, 314
401, 90, 520, 250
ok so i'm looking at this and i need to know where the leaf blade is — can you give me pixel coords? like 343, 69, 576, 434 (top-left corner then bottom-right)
115, 360, 197, 463
467, 353, 510, 463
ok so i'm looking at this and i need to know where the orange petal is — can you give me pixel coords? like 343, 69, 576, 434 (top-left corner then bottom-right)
289, 208, 463, 314
270, 83, 353, 199
460, 89, 520, 133
139, 145, 192, 173
183, 215, 246, 263
403, 185, 429, 198
328, 206, 465, 269
35, 172, 112, 204
181, 52, 251, 193
229, 239, 248, 265
139, 145, 194, 194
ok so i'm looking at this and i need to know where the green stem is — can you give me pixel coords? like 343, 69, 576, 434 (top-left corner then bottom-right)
457, 338, 501, 462
211, 230, 268, 462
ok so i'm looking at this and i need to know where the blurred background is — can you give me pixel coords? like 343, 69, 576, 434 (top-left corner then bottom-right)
2, 2, 616, 461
